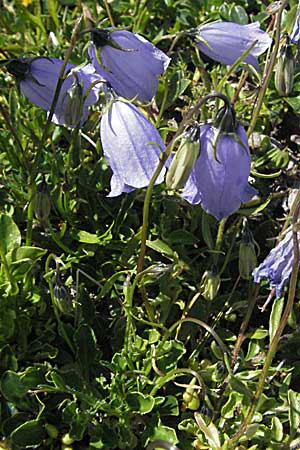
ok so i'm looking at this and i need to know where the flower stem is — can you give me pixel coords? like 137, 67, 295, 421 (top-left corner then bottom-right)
247, 1, 288, 138
104, 0, 115, 27
25, 17, 82, 246
227, 198, 300, 448
136, 92, 227, 274
231, 283, 260, 367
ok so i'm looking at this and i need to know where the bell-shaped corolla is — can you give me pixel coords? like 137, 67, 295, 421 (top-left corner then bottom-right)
100, 99, 166, 197
194, 21, 272, 70
7, 57, 103, 127
290, 5, 300, 44
181, 124, 256, 220
89, 29, 170, 102
253, 229, 299, 298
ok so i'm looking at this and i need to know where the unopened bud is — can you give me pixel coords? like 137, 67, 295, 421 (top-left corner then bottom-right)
53, 276, 71, 314
275, 40, 294, 96
34, 178, 51, 222
63, 75, 84, 127
166, 126, 200, 190
182, 377, 200, 410
239, 222, 257, 280
200, 267, 220, 301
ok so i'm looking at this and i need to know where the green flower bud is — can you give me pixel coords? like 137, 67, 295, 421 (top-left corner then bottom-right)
34, 178, 51, 222
275, 40, 294, 96
63, 75, 84, 127
45, 423, 59, 439
182, 377, 200, 410
61, 433, 74, 446
166, 126, 200, 190
239, 221, 257, 280
200, 267, 221, 301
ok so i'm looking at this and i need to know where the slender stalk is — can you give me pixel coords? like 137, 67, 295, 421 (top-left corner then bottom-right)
136, 92, 229, 273
247, 1, 288, 137
228, 199, 300, 448
214, 217, 227, 266
25, 17, 82, 246
104, 0, 115, 27
231, 283, 260, 367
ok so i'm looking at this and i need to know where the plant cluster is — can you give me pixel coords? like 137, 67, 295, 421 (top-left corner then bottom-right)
1, 0, 300, 449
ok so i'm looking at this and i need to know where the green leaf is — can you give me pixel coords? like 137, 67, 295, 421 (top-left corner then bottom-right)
1, 370, 27, 402
146, 239, 176, 259
271, 416, 283, 442
229, 5, 248, 24
288, 389, 300, 436
74, 324, 97, 379
0, 214, 21, 254
126, 392, 155, 414
11, 419, 46, 448
155, 340, 186, 372
269, 297, 284, 343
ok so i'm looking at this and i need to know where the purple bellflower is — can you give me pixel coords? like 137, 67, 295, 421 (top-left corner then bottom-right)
88, 29, 170, 102
253, 229, 300, 298
290, 4, 300, 44
100, 99, 166, 197
180, 124, 256, 220
6, 57, 103, 127
194, 21, 272, 70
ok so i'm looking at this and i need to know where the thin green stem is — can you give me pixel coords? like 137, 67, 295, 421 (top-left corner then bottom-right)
214, 217, 227, 266
247, 1, 288, 138
26, 183, 35, 246
231, 283, 260, 368
136, 92, 228, 274
103, 0, 115, 27
228, 198, 300, 448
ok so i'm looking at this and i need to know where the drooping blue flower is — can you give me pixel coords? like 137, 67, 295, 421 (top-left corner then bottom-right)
194, 21, 272, 70
253, 229, 299, 298
180, 124, 256, 220
88, 29, 170, 102
6, 57, 103, 126
290, 3, 300, 44
100, 99, 166, 197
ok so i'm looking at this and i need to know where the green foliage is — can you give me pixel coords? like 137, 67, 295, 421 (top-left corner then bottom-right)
0, 0, 300, 449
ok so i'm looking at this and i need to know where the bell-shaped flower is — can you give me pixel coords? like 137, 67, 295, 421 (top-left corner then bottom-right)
194, 21, 272, 70
290, 4, 300, 44
100, 99, 166, 197
6, 57, 103, 126
88, 29, 170, 102
180, 124, 256, 220
253, 229, 299, 298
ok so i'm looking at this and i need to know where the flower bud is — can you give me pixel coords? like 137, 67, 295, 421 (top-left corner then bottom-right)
182, 377, 200, 410
200, 267, 221, 301
63, 74, 84, 127
166, 126, 200, 190
239, 222, 257, 280
275, 40, 294, 96
53, 276, 71, 314
34, 178, 51, 222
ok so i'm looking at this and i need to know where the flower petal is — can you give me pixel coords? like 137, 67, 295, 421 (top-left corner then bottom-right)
196, 21, 272, 69
181, 124, 255, 220
89, 29, 170, 101
100, 100, 166, 196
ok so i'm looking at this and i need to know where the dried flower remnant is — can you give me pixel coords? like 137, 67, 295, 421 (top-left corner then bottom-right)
89, 29, 170, 102
100, 99, 166, 197
194, 21, 272, 69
